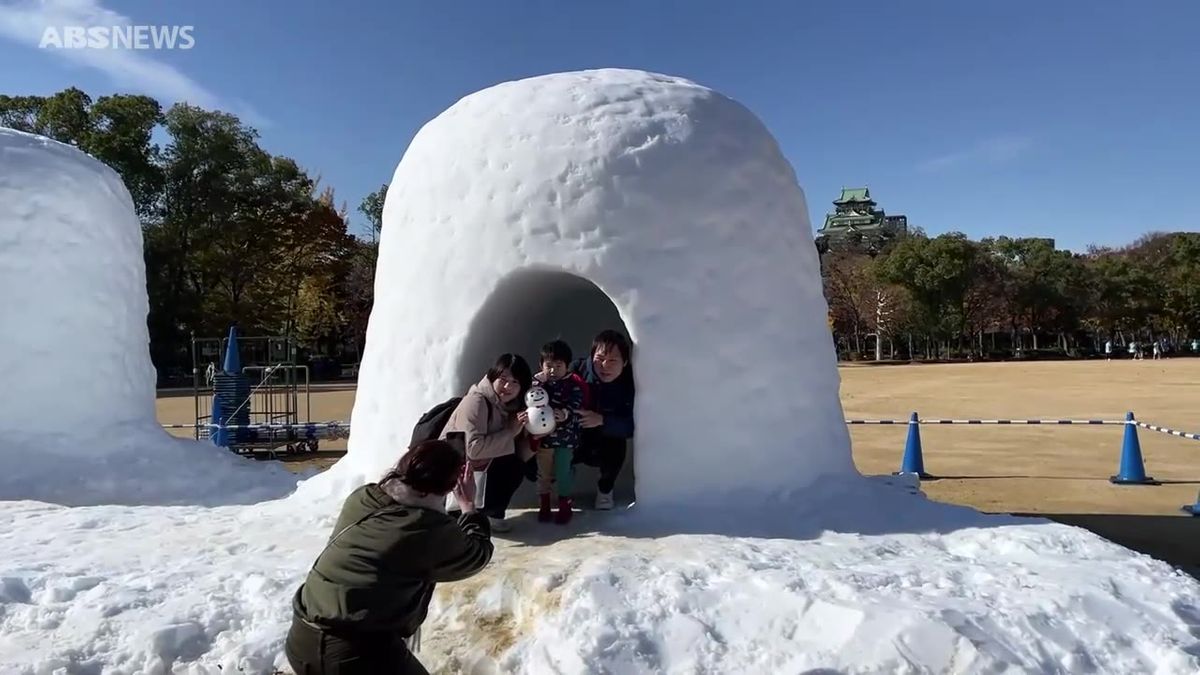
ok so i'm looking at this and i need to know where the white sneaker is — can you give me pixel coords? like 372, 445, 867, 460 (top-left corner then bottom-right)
488, 516, 512, 533
595, 491, 614, 510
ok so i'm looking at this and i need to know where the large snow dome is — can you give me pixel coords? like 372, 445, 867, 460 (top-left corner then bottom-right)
339, 69, 856, 507
0, 128, 156, 435
0, 128, 297, 506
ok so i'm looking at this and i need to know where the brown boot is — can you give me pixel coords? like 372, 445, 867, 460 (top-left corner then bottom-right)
538, 494, 553, 522
554, 497, 573, 525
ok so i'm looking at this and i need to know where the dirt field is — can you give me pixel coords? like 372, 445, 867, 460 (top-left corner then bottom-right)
157, 359, 1200, 574
842, 359, 1200, 516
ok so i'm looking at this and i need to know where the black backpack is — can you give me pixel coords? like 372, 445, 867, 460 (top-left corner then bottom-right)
408, 396, 493, 449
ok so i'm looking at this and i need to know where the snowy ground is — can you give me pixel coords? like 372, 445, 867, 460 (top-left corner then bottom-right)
2, 473, 1198, 674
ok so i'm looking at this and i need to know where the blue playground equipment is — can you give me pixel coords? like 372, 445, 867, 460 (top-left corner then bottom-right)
185, 325, 348, 458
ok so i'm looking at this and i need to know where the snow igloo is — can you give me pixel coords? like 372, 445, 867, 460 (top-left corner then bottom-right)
338, 69, 856, 507
0, 128, 297, 506
0, 129, 157, 440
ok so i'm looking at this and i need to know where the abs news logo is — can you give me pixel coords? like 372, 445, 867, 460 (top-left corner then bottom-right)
39, 25, 195, 50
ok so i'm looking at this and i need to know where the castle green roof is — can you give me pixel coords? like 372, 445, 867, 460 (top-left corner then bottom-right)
833, 187, 872, 204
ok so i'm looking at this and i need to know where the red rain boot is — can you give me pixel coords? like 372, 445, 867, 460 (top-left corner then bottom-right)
538, 494, 553, 522
554, 497, 573, 525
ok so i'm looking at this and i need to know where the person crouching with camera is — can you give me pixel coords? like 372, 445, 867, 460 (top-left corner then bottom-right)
285, 439, 494, 674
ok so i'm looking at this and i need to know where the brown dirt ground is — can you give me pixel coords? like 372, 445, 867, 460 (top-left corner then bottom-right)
156, 359, 1200, 575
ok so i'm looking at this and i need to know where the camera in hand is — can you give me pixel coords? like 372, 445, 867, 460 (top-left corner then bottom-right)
444, 432, 466, 459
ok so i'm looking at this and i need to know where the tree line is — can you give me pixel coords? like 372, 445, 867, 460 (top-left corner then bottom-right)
822, 229, 1200, 360
1, 87, 388, 382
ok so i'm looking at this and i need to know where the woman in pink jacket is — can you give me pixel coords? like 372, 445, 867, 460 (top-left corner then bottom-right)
440, 353, 533, 531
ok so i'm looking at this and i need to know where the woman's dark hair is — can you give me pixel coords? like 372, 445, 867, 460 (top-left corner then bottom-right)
591, 329, 631, 363
486, 353, 532, 396
540, 339, 572, 365
381, 440, 463, 495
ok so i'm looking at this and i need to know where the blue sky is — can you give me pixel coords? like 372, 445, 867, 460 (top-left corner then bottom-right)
2, 0, 1197, 250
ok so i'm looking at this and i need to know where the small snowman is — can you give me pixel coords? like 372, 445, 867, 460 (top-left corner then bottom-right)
524, 385, 556, 436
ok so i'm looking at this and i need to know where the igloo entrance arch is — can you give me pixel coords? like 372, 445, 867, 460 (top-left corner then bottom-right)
316, 68, 858, 509
455, 268, 629, 392
456, 267, 636, 505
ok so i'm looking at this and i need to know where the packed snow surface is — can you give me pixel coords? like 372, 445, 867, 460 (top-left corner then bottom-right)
325, 68, 854, 507
1, 478, 1198, 674
0, 127, 300, 506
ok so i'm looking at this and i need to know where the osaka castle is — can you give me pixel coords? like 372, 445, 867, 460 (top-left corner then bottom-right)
814, 187, 908, 256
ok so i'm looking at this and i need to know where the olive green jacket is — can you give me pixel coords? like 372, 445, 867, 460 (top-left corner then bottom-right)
292, 483, 493, 637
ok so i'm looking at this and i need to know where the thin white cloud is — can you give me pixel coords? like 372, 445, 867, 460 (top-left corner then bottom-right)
0, 0, 266, 127
917, 135, 1033, 173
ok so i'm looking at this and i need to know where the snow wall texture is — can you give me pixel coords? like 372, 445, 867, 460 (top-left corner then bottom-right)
0, 128, 156, 435
326, 69, 857, 508
0, 128, 298, 506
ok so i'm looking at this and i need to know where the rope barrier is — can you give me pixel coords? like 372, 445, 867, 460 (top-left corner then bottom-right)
161, 418, 1200, 441
1137, 422, 1200, 441
845, 418, 1123, 425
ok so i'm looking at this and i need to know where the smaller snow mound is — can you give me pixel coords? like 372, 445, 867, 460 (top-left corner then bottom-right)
0, 128, 302, 507
0, 425, 304, 507
0, 128, 155, 437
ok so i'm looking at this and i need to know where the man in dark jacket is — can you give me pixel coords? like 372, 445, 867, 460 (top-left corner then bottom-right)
286, 440, 493, 674
571, 329, 635, 510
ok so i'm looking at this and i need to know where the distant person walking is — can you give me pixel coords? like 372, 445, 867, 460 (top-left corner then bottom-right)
1105, 340, 1112, 361
286, 440, 494, 675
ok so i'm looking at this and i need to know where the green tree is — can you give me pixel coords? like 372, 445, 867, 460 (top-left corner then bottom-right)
0, 89, 164, 218
88, 94, 164, 219
984, 237, 1090, 352
333, 239, 377, 360
1117, 232, 1200, 343
1163, 233, 1200, 339
875, 232, 983, 358
822, 250, 876, 356
0, 94, 41, 131
1083, 236, 1167, 345
36, 87, 95, 142
358, 183, 388, 240
4, 85, 372, 375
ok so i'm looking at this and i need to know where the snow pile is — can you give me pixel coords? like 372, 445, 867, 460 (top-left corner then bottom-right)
316, 68, 853, 507
0, 128, 155, 434
0, 497, 334, 674
0, 128, 299, 506
1, 480, 1198, 673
